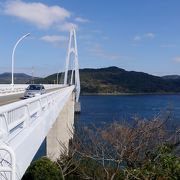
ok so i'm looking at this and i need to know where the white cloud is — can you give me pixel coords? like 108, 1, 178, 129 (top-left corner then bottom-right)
89, 44, 121, 60
92, 30, 102, 34
160, 44, 177, 48
174, 56, 180, 62
3, 0, 71, 28
58, 22, 78, 32
40, 35, 67, 43
133, 36, 141, 41
75, 17, 89, 23
144, 32, 155, 39
102, 36, 109, 40
133, 33, 155, 42
79, 35, 92, 40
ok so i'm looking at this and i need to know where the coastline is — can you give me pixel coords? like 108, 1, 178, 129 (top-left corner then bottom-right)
81, 92, 180, 96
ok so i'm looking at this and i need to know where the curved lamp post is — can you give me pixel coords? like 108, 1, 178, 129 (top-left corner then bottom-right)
11, 33, 30, 86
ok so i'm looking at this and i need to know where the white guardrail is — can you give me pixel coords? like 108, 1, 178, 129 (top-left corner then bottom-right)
0, 84, 63, 96
0, 85, 75, 179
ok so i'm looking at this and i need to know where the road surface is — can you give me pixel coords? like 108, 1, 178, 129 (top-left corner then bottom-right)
0, 88, 60, 106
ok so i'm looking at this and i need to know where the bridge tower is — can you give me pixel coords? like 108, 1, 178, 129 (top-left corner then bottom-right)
64, 27, 81, 113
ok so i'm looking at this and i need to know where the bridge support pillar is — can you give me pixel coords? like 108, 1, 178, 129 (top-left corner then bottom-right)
75, 102, 81, 113
46, 92, 75, 161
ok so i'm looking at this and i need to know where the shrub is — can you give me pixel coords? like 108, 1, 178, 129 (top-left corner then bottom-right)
22, 157, 62, 180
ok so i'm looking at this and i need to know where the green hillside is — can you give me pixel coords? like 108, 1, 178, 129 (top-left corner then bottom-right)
34, 66, 180, 94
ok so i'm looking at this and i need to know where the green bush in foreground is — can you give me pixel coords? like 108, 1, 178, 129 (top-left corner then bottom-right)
121, 144, 180, 179
22, 157, 62, 180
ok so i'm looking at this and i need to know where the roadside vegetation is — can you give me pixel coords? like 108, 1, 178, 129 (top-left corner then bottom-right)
23, 113, 180, 180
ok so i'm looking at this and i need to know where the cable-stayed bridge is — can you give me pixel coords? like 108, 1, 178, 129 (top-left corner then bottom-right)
0, 27, 80, 180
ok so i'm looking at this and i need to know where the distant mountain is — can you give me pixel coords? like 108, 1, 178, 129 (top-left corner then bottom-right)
0, 72, 36, 84
1, 67, 180, 94
33, 66, 180, 94
78, 67, 180, 94
162, 75, 180, 80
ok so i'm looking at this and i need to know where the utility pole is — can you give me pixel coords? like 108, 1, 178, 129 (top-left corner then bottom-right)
31, 66, 34, 84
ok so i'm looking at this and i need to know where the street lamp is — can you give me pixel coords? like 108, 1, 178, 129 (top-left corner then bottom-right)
57, 72, 59, 84
57, 68, 62, 84
11, 33, 30, 86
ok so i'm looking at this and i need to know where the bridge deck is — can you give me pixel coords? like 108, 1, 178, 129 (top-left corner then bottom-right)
0, 87, 63, 106
0, 86, 75, 179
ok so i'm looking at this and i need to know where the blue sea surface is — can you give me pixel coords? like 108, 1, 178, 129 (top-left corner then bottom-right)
76, 95, 180, 126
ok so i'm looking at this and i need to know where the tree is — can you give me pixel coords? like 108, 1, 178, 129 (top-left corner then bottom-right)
57, 113, 180, 179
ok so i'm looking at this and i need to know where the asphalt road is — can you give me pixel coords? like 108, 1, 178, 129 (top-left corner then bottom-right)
0, 88, 60, 106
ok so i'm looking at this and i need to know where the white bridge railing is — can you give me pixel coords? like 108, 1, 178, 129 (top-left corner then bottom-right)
0, 85, 74, 179
0, 84, 63, 96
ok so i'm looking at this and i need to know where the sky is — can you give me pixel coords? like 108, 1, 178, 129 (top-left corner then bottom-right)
0, 0, 180, 77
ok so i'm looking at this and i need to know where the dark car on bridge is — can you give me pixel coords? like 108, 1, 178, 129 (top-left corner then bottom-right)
24, 84, 46, 98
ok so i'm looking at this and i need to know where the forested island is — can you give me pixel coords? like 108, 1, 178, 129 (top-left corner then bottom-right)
1, 66, 180, 94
